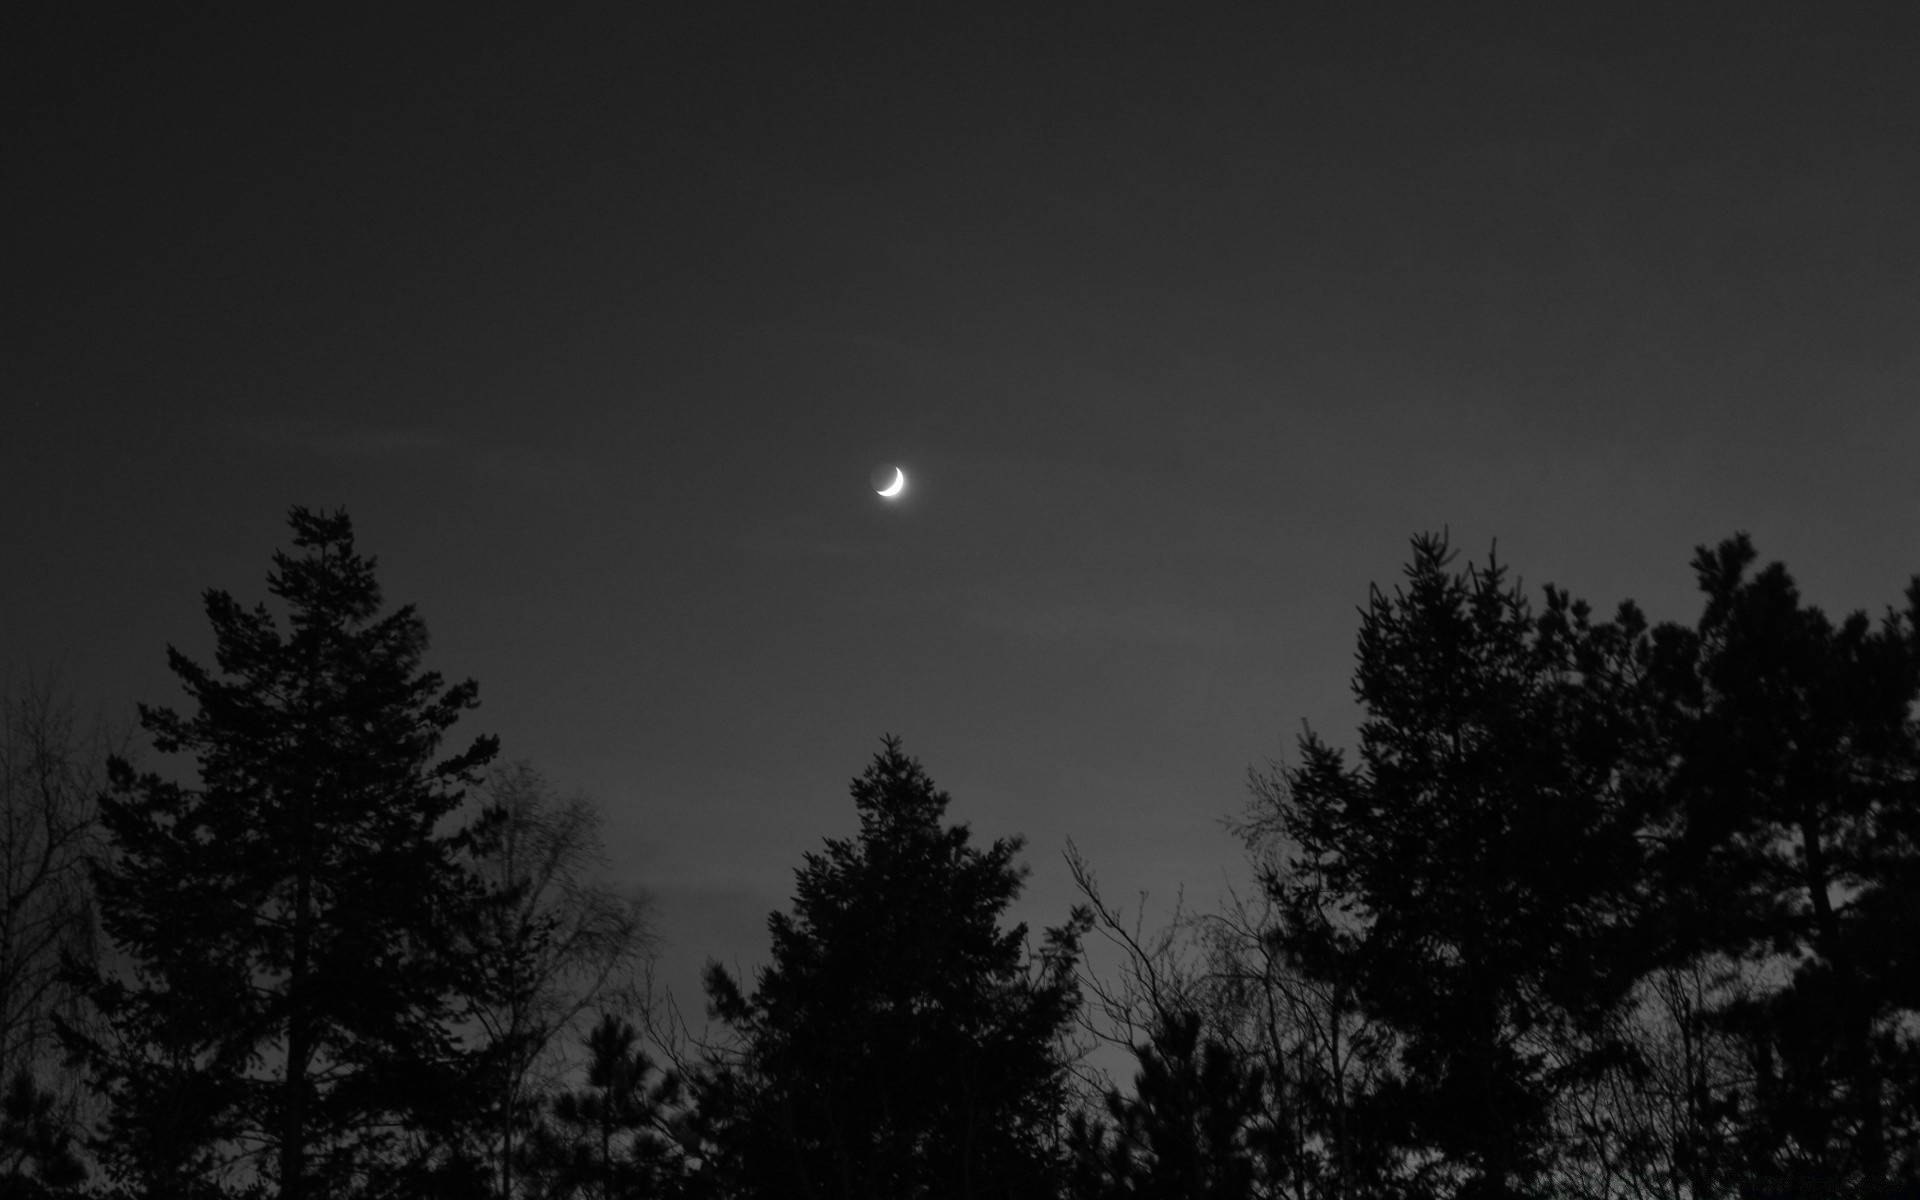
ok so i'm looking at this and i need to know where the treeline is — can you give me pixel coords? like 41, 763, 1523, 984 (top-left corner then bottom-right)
1, 508, 1915, 1199
1067, 535, 1919, 1200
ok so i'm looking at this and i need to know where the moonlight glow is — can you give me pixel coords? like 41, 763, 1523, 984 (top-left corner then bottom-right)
874, 467, 906, 498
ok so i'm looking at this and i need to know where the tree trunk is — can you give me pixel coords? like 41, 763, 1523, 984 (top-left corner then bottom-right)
282, 861, 312, 1200
1798, 811, 1884, 1189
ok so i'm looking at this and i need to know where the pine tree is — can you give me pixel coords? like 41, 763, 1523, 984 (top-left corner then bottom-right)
1101, 1010, 1273, 1200
699, 737, 1089, 1200
1264, 534, 1658, 1199
523, 1014, 683, 1199
62, 507, 499, 1198
1647, 536, 1920, 1195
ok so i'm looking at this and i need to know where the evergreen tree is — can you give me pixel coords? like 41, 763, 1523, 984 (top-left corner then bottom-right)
62, 507, 499, 1198
0, 1069, 86, 1198
699, 737, 1088, 1199
1100, 1010, 1274, 1200
1062, 1110, 1128, 1200
1647, 536, 1920, 1195
522, 1014, 683, 1199
1264, 534, 1658, 1199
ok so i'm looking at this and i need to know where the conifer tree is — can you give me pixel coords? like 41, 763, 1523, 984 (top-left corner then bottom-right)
522, 1013, 683, 1199
0, 1068, 86, 1197
699, 737, 1088, 1200
63, 507, 499, 1198
1263, 534, 1658, 1199
1647, 536, 1920, 1195
1101, 1010, 1274, 1200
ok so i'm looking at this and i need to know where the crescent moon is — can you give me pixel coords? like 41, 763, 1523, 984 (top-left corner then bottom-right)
878, 468, 906, 497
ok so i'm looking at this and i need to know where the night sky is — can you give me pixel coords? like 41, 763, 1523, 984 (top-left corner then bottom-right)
10, 6, 1920, 1030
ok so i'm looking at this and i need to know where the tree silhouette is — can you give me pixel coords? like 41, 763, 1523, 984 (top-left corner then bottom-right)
0, 1069, 85, 1198
699, 737, 1088, 1199
1263, 533, 1659, 1199
1647, 535, 1920, 1195
1072, 814, 1414, 1200
1100, 1009, 1274, 1200
468, 763, 654, 1199
62, 507, 499, 1198
522, 1013, 683, 1199
0, 673, 106, 1194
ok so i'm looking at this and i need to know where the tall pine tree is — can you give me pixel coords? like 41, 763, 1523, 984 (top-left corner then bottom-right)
64, 507, 499, 1198
1264, 534, 1658, 1199
699, 737, 1088, 1200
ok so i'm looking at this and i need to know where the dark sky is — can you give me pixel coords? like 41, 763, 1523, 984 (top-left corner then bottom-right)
10, 5, 1920, 1029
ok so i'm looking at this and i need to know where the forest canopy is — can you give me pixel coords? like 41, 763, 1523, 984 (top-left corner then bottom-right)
6, 508, 1916, 1199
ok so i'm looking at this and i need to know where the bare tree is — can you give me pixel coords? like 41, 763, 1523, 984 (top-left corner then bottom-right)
469, 761, 654, 1199
1067, 835, 1405, 1200
0, 670, 108, 1182
1202, 876, 1403, 1200
0, 675, 105, 1082
1064, 839, 1208, 1071
1539, 953, 1776, 1200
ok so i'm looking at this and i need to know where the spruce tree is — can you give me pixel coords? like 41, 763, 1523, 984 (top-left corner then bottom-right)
63, 507, 498, 1197
699, 737, 1088, 1200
